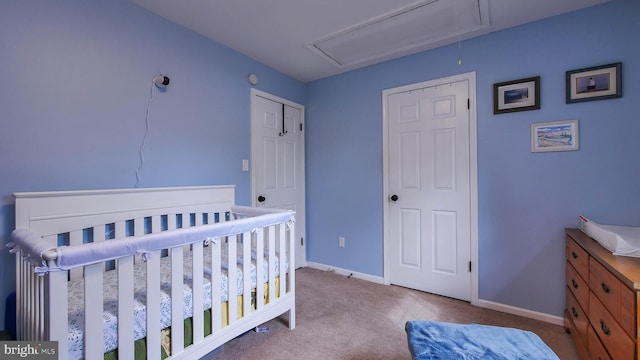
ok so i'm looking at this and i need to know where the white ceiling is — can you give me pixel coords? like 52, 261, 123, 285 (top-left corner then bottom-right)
129, 0, 609, 82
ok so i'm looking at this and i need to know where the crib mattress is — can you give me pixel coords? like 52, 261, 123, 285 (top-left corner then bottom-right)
66, 242, 286, 359
579, 216, 640, 257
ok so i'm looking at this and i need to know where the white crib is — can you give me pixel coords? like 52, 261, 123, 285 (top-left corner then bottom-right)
10, 185, 295, 360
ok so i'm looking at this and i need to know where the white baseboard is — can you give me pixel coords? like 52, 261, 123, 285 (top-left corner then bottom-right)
304, 262, 564, 326
305, 261, 384, 284
477, 299, 564, 326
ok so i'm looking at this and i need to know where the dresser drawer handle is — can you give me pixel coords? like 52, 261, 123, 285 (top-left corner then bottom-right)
571, 279, 578, 289
600, 320, 611, 336
601, 282, 610, 293
571, 307, 578, 318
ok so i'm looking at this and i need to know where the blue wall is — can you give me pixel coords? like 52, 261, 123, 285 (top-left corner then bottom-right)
305, 0, 639, 317
0, 0, 305, 330
1, 0, 638, 332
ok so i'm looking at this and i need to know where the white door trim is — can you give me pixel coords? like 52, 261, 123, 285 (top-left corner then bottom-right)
382, 72, 478, 305
250, 88, 307, 267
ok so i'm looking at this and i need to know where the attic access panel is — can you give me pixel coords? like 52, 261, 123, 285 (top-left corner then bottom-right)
309, 0, 489, 68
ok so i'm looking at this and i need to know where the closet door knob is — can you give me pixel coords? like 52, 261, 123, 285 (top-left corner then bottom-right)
258, 195, 266, 203
390, 195, 399, 201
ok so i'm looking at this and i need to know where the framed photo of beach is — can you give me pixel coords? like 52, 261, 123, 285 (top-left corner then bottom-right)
493, 76, 540, 114
531, 120, 579, 153
566, 62, 621, 103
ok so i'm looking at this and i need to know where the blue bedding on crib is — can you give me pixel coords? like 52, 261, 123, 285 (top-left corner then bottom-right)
405, 321, 559, 360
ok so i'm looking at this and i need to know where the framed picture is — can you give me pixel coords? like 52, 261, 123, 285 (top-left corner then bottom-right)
531, 120, 579, 153
493, 76, 540, 114
566, 62, 621, 103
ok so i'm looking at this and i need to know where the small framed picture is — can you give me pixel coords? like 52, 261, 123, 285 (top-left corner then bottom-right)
566, 62, 621, 103
493, 76, 540, 114
531, 120, 579, 153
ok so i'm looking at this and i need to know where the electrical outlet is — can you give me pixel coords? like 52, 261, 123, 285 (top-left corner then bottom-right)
338, 236, 345, 248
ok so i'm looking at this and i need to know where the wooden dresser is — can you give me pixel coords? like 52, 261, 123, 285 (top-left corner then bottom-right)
565, 228, 640, 360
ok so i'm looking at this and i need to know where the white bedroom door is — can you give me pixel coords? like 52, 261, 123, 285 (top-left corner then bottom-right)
251, 89, 306, 268
386, 78, 472, 301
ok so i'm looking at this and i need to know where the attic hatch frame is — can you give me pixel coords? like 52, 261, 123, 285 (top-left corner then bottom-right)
308, 0, 490, 68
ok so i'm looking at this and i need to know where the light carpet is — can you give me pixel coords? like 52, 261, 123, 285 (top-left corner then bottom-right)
208, 267, 578, 360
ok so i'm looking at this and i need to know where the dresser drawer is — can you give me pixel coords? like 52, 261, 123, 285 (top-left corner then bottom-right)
566, 287, 588, 344
589, 293, 634, 360
567, 261, 589, 310
587, 325, 612, 360
589, 258, 621, 319
567, 236, 589, 276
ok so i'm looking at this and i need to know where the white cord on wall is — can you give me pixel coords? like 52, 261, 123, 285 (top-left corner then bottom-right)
134, 77, 158, 188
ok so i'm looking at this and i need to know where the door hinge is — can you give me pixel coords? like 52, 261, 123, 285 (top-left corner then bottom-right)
467, 98, 470, 109
301, 237, 304, 246
299, 123, 303, 131
468, 261, 472, 272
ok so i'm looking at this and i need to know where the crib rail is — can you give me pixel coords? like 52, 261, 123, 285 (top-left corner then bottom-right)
12, 185, 296, 360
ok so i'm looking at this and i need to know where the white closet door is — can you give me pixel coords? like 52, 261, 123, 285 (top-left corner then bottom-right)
252, 90, 306, 268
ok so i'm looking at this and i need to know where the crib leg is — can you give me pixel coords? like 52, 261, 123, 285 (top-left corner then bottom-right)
288, 307, 296, 330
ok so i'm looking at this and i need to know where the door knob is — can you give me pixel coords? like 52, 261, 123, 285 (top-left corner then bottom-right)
390, 194, 399, 201
258, 195, 266, 202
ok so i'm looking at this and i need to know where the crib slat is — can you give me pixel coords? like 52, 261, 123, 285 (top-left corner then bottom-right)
168, 212, 185, 356
194, 213, 204, 344
134, 218, 144, 266
37, 267, 45, 339
84, 263, 104, 358
31, 269, 37, 339
211, 237, 222, 332
94, 224, 106, 242
192, 241, 205, 343
167, 213, 177, 231
182, 213, 191, 253
69, 230, 83, 281
93, 225, 108, 272
32, 266, 38, 339
25, 263, 33, 340
30, 256, 39, 340
242, 231, 251, 317
278, 223, 286, 299
255, 228, 265, 311
47, 270, 69, 360
16, 258, 23, 340
24, 264, 45, 341
117, 255, 135, 359
114, 221, 126, 272
146, 249, 161, 360
227, 235, 238, 325
208, 210, 224, 333
287, 221, 296, 329
268, 225, 276, 308
22, 260, 31, 340
15, 257, 21, 339
152, 215, 161, 231
134, 217, 144, 236
116, 220, 126, 238
171, 245, 185, 356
